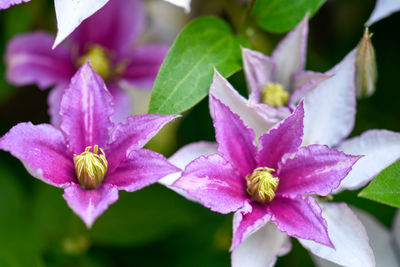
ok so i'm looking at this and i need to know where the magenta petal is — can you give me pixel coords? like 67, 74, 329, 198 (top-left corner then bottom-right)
63, 183, 119, 227
107, 114, 178, 171
106, 148, 180, 192
121, 44, 169, 89
107, 83, 132, 124
60, 61, 114, 154
0, 122, 74, 187
0, 0, 30, 9
257, 102, 304, 170
211, 96, 257, 177
232, 201, 270, 250
277, 145, 361, 197
69, 0, 145, 59
5, 31, 74, 89
268, 196, 333, 247
173, 154, 248, 214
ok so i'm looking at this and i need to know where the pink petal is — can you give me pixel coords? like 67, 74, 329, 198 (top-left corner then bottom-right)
60, 61, 114, 154
231, 201, 270, 250
105, 148, 180, 192
303, 49, 357, 147
107, 83, 132, 125
173, 154, 248, 214
211, 96, 258, 177
121, 44, 169, 89
241, 47, 275, 102
63, 183, 119, 227
272, 15, 309, 91
257, 102, 304, 170
0, 0, 30, 9
209, 71, 277, 139
277, 144, 360, 197
47, 83, 67, 127
107, 114, 179, 171
5, 31, 74, 89
366, 0, 400, 26
68, 0, 145, 59
268, 196, 333, 247
300, 203, 375, 267
0, 122, 74, 188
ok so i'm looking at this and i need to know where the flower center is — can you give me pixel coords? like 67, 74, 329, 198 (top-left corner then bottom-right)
261, 82, 289, 108
246, 167, 279, 203
78, 45, 111, 80
73, 145, 108, 189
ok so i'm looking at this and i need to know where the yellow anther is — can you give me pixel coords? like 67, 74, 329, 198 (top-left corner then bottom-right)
73, 145, 108, 189
246, 167, 279, 203
78, 45, 111, 80
261, 82, 289, 107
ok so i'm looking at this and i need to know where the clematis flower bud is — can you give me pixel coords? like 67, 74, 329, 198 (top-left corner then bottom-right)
355, 28, 377, 98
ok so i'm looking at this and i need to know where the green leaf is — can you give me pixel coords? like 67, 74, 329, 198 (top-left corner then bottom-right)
148, 16, 243, 115
252, 0, 326, 33
359, 160, 400, 208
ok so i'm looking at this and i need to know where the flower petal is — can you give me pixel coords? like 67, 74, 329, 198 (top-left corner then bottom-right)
47, 84, 67, 127
107, 84, 132, 125
337, 130, 400, 191
107, 114, 179, 171
0, 0, 30, 9
0, 122, 74, 188
53, 0, 108, 48
268, 196, 333, 247
209, 71, 277, 139
63, 183, 118, 227
242, 47, 275, 102
173, 154, 248, 214
272, 15, 308, 91
257, 102, 304, 170
159, 141, 218, 186
121, 44, 169, 89
232, 221, 291, 267
60, 61, 114, 154
210, 96, 258, 177
69, 0, 145, 59
105, 148, 180, 192
299, 203, 375, 267
366, 0, 400, 26
163, 0, 191, 12
5, 32, 74, 89
303, 49, 357, 147
277, 144, 360, 197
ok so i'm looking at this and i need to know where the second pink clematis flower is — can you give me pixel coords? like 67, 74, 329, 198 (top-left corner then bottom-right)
5, 0, 168, 125
0, 61, 180, 227
173, 96, 360, 261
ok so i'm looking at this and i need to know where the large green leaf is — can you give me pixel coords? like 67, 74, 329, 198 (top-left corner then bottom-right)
252, 0, 326, 33
148, 16, 243, 115
359, 160, 400, 208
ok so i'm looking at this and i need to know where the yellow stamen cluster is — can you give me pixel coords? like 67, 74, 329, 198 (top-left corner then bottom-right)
246, 167, 279, 203
261, 82, 289, 108
73, 145, 108, 189
78, 45, 111, 80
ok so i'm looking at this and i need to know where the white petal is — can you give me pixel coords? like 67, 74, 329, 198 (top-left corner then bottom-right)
272, 15, 308, 91
210, 70, 277, 139
303, 49, 357, 147
337, 130, 400, 191
299, 202, 375, 267
53, 0, 109, 48
366, 0, 400, 26
232, 222, 291, 267
158, 141, 217, 186
162, 0, 191, 12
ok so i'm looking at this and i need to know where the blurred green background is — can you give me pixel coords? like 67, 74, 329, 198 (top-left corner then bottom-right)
0, 0, 399, 266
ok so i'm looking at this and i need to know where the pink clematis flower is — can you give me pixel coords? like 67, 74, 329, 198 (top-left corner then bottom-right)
0, 61, 179, 227
172, 96, 361, 266
5, 0, 168, 125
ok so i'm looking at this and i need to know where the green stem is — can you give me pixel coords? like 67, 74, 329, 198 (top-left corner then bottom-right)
239, 0, 257, 35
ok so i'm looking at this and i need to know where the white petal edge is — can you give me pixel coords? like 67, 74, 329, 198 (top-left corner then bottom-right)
299, 202, 375, 267
337, 130, 400, 191
53, 0, 109, 48
162, 0, 191, 12
366, 0, 400, 26
232, 222, 291, 267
